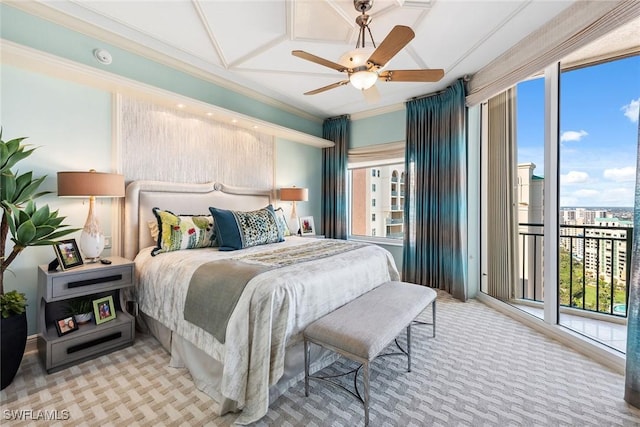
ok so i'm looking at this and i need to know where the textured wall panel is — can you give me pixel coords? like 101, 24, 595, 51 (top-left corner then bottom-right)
120, 97, 274, 188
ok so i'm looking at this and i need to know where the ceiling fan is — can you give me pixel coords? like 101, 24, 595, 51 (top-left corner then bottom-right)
292, 0, 444, 100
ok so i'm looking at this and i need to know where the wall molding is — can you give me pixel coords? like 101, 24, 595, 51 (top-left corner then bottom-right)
349, 102, 406, 121
0, 39, 334, 149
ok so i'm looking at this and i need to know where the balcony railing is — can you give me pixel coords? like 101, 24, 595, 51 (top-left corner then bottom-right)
518, 222, 632, 317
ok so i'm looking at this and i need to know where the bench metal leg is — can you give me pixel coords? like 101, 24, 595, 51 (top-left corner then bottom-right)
432, 300, 436, 338
412, 299, 437, 338
407, 324, 411, 372
363, 360, 370, 426
304, 339, 310, 397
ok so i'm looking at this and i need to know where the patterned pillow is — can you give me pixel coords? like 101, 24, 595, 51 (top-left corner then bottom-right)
274, 207, 291, 237
209, 204, 284, 251
151, 208, 215, 256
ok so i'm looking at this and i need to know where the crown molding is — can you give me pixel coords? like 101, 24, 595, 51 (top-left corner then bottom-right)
5, 0, 323, 124
349, 102, 406, 121
1, 39, 334, 148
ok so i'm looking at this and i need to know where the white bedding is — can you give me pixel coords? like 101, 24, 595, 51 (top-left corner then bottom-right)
134, 236, 400, 424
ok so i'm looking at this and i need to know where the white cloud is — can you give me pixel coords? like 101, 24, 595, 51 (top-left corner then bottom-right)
603, 166, 636, 182
561, 171, 589, 184
573, 189, 600, 198
560, 130, 588, 142
622, 98, 639, 123
560, 196, 578, 206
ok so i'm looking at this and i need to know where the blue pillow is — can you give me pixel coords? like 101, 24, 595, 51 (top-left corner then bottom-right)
209, 205, 284, 251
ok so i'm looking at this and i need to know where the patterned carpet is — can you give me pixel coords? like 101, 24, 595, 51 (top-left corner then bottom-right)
2, 292, 640, 426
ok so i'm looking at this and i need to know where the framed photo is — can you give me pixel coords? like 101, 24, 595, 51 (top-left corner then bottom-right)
93, 296, 116, 325
55, 315, 79, 336
299, 216, 315, 236
53, 239, 84, 270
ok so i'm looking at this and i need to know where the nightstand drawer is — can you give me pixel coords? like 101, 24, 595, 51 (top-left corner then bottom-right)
49, 320, 133, 367
50, 267, 133, 299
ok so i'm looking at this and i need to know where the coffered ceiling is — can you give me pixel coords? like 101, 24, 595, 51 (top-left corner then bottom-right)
12, 0, 585, 118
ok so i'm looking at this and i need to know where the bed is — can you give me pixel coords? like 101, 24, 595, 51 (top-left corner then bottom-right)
123, 180, 400, 424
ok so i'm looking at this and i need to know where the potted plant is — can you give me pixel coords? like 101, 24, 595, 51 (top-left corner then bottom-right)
0, 130, 78, 389
65, 298, 93, 324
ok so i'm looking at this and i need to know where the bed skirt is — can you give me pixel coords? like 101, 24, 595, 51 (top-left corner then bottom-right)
139, 311, 338, 420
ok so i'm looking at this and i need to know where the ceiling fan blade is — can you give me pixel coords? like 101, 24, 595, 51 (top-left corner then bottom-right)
362, 85, 381, 104
367, 25, 415, 68
379, 69, 445, 82
292, 50, 347, 72
304, 80, 350, 95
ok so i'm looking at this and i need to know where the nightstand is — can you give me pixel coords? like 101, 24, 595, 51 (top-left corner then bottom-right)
37, 256, 135, 373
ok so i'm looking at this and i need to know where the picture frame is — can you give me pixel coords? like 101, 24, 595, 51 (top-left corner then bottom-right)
55, 315, 79, 336
299, 216, 315, 236
53, 239, 84, 270
93, 295, 116, 325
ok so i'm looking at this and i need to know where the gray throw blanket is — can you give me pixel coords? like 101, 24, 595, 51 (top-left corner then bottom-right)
184, 240, 366, 344
184, 260, 272, 343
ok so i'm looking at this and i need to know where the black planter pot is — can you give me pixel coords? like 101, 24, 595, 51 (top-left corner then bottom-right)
1, 312, 27, 390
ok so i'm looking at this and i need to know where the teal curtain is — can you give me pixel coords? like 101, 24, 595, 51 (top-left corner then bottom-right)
402, 79, 468, 301
322, 115, 349, 239
625, 111, 640, 408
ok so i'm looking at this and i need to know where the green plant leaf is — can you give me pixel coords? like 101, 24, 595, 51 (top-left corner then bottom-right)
34, 225, 56, 239
31, 204, 50, 226
16, 220, 37, 244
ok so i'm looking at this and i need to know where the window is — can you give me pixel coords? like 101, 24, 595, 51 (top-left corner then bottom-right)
480, 52, 639, 353
348, 162, 405, 240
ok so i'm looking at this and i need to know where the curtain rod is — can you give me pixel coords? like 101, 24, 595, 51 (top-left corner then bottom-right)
325, 114, 350, 121
409, 75, 471, 101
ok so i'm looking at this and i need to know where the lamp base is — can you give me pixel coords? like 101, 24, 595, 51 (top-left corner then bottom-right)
80, 230, 105, 262
80, 196, 105, 262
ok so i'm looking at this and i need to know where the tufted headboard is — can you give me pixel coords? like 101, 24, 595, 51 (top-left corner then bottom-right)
123, 180, 273, 261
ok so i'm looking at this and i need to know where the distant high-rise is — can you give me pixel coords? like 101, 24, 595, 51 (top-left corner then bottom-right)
351, 165, 405, 239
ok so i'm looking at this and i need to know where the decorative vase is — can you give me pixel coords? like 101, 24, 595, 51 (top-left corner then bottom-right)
1, 312, 27, 390
75, 312, 93, 324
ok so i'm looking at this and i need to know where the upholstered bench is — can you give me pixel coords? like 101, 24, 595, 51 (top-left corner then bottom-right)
304, 281, 437, 426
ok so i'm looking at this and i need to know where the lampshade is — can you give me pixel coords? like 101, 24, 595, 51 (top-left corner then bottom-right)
57, 170, 124, 262
349, 71, 378, 90
57, 171, 125, 197
339, 47, 379, 91
280, 187, 308, 202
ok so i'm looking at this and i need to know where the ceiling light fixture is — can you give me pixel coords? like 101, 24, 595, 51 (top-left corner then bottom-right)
341, 0, 380, 91
339, 47, 378, 91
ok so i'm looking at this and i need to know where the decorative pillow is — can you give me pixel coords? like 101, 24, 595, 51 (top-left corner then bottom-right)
151, 208, 215, 256
148, 220, 160, 242
274, 207, 291, 237
209, 204, 284, 251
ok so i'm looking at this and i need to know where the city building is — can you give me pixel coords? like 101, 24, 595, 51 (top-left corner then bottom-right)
351, 165, 405, 239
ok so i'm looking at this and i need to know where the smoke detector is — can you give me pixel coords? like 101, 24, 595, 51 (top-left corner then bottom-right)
93, 48, 112, 65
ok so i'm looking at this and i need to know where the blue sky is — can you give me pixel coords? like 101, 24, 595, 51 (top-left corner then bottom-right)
517, 55, 640, 207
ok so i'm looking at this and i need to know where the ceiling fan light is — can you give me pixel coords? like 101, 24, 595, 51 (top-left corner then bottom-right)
338, 47, 375, 68
350, 70, 378, 90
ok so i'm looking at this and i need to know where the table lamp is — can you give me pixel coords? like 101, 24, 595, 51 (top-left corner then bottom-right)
280, 187, 309, 219
57, 170, 125, 262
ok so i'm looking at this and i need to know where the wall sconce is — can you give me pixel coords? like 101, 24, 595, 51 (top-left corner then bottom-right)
279, 187, 309, 219
57, 170, 124, 262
